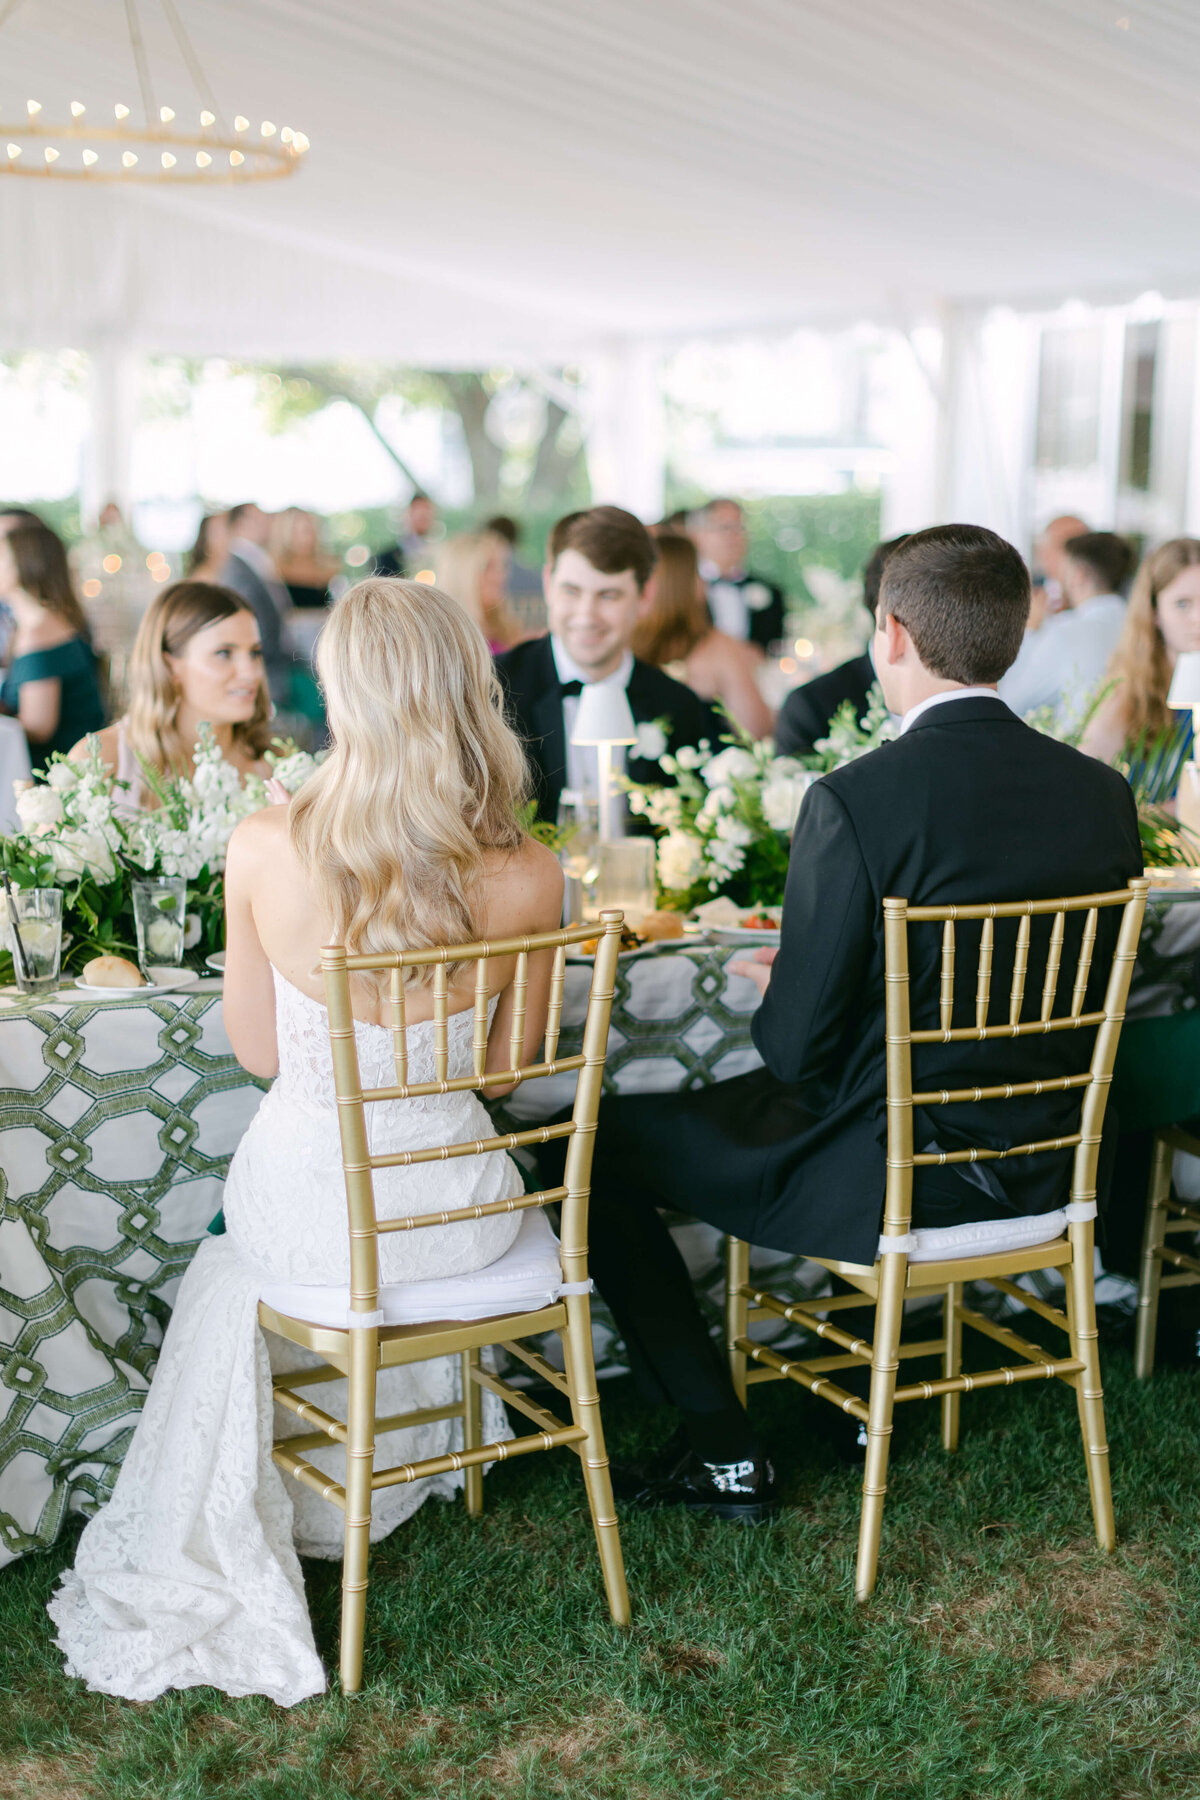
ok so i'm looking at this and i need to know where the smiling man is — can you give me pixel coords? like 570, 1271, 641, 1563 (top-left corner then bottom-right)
495, 506, 720, 825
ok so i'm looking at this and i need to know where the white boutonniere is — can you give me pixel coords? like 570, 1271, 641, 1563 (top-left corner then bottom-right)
742, 581, 772, 612
634, 719, 669, 763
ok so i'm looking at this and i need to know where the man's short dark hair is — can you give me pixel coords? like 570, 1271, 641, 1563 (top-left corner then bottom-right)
878, 524, 1031, 684
1063, 531, 1134, 595
547, 505, 657, 590
483, 514, 520, 546
227, 502, 258, 530
862, 533, 911, 619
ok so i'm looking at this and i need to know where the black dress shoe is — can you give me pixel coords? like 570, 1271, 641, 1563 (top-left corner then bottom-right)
612, 1445, 778, 1523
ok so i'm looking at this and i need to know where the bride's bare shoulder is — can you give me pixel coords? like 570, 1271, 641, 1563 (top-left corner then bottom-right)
482, 835, 564, 927
228, 804, 294, 870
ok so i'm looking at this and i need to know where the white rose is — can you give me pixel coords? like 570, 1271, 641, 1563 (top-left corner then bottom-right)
761, 774, 813, 834
50, 828, 115, 884
714, 815, 754, 848
658, 833, 703, 891
634, 721, 668, 763
16, 786, 63, 835
702, 747, 758, 789
45, 761, 79, 792
674, 745, 703, 771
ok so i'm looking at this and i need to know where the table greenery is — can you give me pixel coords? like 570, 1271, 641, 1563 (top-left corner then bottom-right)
626, 681, 1196, 915
0, 725, 320, 980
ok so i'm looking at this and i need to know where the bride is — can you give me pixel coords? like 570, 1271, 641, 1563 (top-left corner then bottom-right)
50, 578, 564, 1705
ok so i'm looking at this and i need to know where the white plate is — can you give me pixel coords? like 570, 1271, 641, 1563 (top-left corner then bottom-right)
205, 952, 226, 972
73, 966, 200, 999
708, 922, 782, 946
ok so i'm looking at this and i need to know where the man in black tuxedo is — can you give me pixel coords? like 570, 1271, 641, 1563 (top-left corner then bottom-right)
555, 524, 1141, 1521
775, 534, 909, 756
692, 498, 785, 651
495, 507, 721, 826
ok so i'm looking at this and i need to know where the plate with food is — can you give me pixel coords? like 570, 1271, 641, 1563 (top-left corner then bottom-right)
684, 897, 783, 944
74, 955, 201, 999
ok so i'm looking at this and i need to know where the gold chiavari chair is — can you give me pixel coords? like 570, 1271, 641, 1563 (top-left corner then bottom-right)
257, 911, 629, 1692
1134, 1124, 1200, 1377
725, 880, 1149, 1600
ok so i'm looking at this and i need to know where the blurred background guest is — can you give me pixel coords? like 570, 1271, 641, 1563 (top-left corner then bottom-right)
0, 506, 42, 536
220, 502, 294, 707
1000, 529, 1132, 726
271, 507, 339, 609
1029, 513, 1090, 629
73, 581, 271, 807
435, 529, 528, 654
691, 496, 784, 650
774, 534, 908, 755
653, 510, 692, 536
375, 491, 439, 578
1082, 537, 1200, 768
482, 514, 546, 629
632, 532, 773, 739
185, 510, 231, 584
74, 499, 153, 664
0, 518, 105, 765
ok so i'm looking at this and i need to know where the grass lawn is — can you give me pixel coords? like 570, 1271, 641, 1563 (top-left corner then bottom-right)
3, 1341, 1200, 1800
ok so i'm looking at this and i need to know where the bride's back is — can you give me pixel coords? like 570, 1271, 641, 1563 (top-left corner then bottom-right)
223, 580, 563, 1058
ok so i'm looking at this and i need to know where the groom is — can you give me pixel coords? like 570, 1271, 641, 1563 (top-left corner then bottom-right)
495, 506, 721, 827
556, 524, 1142, 1520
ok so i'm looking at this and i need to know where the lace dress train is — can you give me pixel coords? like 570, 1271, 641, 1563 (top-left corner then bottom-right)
49, 972, 524, 1705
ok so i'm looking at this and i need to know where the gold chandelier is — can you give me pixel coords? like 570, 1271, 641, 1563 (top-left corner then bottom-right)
0, 0, 309, 184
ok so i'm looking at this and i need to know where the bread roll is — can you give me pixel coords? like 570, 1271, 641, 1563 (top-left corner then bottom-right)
638, 910, 686, 942
82, 954, 146, 989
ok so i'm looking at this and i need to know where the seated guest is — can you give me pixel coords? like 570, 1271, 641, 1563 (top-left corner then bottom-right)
0, 518, 104, 765
691, 497, 785, 650
1030, 513, 1090, 628
375, 491, 439, 579
775, 534, 909, 755
552, 525, 1140, 1519
1081, 537, 1200, 767
496, 506, 722, 826
50, 577, 564, 1704
71, 581, 271, 804
221, 502, 295, 707
632, 533, 773, 739
272, 507, 340, 609
436, 529, 528, 654
185, 510, 230, 583
1000, 530, 1132, 726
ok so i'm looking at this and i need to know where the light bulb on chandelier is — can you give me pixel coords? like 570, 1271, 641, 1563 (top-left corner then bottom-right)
0, 1, 310, 185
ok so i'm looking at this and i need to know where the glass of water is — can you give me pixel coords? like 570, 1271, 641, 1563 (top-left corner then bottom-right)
132, 877, 187, 975
7, 887, 63, 996
556, 790, 600, 921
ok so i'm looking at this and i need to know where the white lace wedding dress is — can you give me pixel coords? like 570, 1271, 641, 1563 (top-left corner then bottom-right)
49, 969, 524, 1706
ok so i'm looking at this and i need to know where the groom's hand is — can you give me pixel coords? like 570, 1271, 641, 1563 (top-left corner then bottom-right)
728, 945, 777, 996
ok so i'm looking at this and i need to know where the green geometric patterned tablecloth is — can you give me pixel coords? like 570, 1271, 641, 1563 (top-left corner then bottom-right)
0, 979, 265, 1566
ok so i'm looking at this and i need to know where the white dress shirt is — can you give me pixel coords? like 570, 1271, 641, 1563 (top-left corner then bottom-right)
900, 686, 1009, 734
551, 638, 634, 832
998, 593, 1126, 726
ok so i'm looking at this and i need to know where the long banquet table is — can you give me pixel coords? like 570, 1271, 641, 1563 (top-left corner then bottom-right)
3, 890, 1198, 1565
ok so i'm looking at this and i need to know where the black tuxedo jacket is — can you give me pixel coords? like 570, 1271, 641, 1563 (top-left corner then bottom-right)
495, 635, 722, 823
775, 651, 875, 757
737, 696, 1142, 1262
705, 572, 785, 649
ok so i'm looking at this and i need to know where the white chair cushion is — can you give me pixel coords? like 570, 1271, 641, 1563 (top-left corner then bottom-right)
260, 1207, 575, 1329
891, 1210, 1068, 1265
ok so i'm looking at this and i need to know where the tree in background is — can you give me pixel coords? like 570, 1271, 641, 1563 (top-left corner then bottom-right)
254, 363, 589, 517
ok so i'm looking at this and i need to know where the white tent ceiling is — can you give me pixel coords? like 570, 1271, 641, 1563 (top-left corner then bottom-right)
3, 0, 1200, 363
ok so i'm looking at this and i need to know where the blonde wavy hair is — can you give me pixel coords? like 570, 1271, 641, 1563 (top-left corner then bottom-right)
434, 530, 521, 648
125, 581, 272, 776
1108, 537, 1200, 744
288, 577, 529, 979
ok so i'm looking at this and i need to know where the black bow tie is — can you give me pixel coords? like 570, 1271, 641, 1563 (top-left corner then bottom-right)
558, 678, 584, 697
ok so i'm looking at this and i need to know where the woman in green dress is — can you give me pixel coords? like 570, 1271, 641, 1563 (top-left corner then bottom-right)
0, 519, 105, 765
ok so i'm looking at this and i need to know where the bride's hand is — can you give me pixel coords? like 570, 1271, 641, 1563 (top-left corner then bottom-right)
728, 945, 777, 996
266, 779, 291, 807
